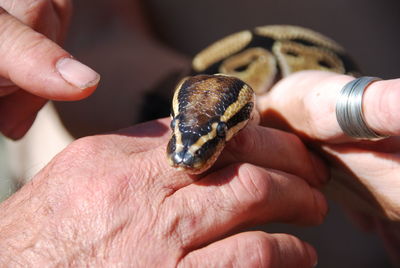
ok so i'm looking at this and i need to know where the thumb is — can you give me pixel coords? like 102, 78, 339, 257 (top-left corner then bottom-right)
0, 8, 100, 101
362, 78, 400, 136
259, 71, 399, 142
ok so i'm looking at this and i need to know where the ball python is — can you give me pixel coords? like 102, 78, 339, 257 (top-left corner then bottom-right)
167, 25, 358, 174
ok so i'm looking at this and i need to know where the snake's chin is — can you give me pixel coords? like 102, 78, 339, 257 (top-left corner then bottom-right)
168, 159, 211, 175
172, 165, 207, 175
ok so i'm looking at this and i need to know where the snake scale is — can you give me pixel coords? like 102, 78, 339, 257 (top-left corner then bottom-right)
167, 25, 358, 174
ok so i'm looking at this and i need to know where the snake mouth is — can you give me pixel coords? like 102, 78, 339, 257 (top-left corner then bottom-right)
167, 149, 208, 174
171, 150, 196, 168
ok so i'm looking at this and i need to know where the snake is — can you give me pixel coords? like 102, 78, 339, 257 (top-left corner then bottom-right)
166, 25, 358, 174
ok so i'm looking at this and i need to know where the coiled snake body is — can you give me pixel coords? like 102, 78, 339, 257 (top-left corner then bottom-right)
167, 25, 357, 174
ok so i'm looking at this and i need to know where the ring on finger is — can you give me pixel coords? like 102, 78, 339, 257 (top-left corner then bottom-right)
335, 76, 388, 140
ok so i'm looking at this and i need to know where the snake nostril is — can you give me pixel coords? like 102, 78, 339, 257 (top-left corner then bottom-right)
182, 152, 195, 167
172, 150, 195, 167
172, 152, 183, 164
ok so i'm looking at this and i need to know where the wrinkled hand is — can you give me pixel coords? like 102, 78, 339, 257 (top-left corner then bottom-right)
0, 0, 99, 139
257, 70, 400, 262
0, 118, 328, 267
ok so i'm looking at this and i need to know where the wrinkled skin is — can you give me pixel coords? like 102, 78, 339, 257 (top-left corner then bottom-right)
0, 0, 98, 139
258, 70, 400, 265
0, 119, 328, 267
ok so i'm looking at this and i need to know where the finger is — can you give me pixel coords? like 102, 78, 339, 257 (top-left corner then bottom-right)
322, 142, 400, 220
258, 71, 353, 142
1, 0, 60, 40
218, 125, 329, 187
165, 163, 327, 249
51, 0, 73, 41
259, 71, 400, 142
120, 119, 328, 189
363, 78, 400, 136
179, 232, 317, 268
0, 90, 46, 139
113, 118, 172, 151
0, 7, 99, 100
113, 118, 200, 190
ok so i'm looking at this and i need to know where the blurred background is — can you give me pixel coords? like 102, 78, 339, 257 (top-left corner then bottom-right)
1, 0, 400, 266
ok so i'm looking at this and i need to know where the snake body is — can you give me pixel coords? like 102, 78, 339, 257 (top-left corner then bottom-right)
167, 25, 357, 174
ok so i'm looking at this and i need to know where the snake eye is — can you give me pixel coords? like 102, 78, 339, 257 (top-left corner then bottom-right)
195, 148, 203, 156
170, 118, 176, 130
216, 122, 228, 138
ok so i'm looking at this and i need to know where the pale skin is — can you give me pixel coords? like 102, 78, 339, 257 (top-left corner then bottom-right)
257, 71, 400, 264
0, 3, 327, 266
0, 118, 328, 267
0, 0, 98, 139
1, 0, 400, 266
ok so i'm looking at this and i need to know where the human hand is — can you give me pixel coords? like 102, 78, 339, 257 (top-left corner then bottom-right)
0, 118, 328, 267
257, 71, 400, 264
0, 1, 99, 139
258, 70, 400, 218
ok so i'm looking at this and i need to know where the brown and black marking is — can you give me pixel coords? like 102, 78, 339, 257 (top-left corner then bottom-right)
167, 74, 254, 173
168, 25, 358, 174
192, 25, 358, 94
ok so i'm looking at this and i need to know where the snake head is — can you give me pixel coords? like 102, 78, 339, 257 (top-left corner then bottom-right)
167, 119, 227, 174
166, 74, 254, 174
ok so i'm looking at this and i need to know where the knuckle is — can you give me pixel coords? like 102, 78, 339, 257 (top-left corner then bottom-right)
67, 136, 103, 156
248, 231, 271, 249
19, 30, 50, 53
230, 126, 259, 154
243, 232, 274, 267
160, 198, 198, 249
285, 131, 304, 149
0, 18, 52, 62
54, 136, 105, 166
236, 164, 272, 205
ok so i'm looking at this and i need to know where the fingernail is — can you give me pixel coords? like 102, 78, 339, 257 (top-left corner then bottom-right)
309, 152, 330, 184
56, 57, 100, 89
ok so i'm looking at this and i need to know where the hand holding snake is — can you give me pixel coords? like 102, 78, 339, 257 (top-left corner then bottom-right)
167, 25, 357, 174
0, 119, 327, 267
165, 25, 400, 263
166, 25, 399, 216
258, 71, 400, 262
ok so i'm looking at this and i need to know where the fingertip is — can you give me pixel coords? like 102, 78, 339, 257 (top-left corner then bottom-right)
309, 152, 330, 186
29, 54, 100, 101
363, 78, 400, 136
303, 241, 318, 268
0, 10, 100, 101
311, 188, 328, 225
55, 57, 100, 92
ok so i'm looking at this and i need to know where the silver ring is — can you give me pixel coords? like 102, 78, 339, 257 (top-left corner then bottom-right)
336, 76, 387, 140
